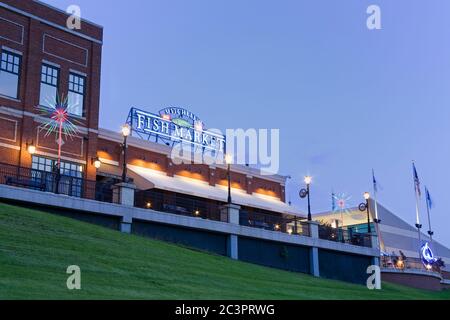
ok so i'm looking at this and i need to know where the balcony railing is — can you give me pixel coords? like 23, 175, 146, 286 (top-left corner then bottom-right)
318, 224, 372, 248
240, 210, 310, 237
134, 189, 225, 222
381, 256, 442, 273
0, 162, 115, 203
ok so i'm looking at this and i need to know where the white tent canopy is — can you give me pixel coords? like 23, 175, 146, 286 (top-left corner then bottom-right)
128, 164, 305, 217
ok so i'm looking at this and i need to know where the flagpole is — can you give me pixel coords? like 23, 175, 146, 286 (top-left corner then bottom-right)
413, 162, 422, 259
426, 204, 433, 243
371, 170, 381, 253
372, 170, 381, 224
373, 183, 380, 223
373, 190, 379, 221
425, 188, 434, 244
414, 190, 422, 259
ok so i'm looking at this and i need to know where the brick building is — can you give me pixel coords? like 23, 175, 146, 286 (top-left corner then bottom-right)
0, 0, 301, 221
0, 0, 102, 181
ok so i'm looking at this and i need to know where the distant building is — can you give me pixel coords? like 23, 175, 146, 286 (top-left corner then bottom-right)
314, 202, 450, 290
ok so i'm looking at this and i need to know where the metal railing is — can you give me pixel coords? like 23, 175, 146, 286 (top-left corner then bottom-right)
134, 189, 225, 222
381, 256, 442, 273
240, 210, 310, 237
318, 224, 371, 247
0, 162, 115, 203
135, 190, 311, 237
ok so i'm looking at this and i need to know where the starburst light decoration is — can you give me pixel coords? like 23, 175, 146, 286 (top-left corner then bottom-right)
36, 94, 80, 166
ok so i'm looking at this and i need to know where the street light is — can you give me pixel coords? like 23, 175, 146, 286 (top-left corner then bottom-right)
304, 176, 312, 185
299, 176, 312, 221
359, 192, 372, 234
225, 153, 233, 204
121, 124, 131, 183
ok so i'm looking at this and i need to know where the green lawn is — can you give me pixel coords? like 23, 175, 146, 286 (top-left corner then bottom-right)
0, 202, 449, 300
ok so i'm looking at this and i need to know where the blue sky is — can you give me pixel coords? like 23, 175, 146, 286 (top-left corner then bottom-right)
46, 0, 450, 247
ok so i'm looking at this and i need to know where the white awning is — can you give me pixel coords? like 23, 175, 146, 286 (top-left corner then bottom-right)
128, 164, 305, 217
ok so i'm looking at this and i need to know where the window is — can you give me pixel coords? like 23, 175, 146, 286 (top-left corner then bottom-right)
39, 64, 59, 108
32, 156, 83, 178
31, 156, 84, 197
68, 73, 85, 117
0, 50, 21, 99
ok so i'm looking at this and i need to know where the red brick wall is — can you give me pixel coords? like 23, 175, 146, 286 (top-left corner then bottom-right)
128, 145, 168, 173
97, 138, 120, 163
251, 176, 283, 199
215, 167, 247, 191
0, 145, 19, 164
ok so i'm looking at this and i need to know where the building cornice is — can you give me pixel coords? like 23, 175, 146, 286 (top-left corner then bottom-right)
0, 1, 103, 44
34, 0, 104, 30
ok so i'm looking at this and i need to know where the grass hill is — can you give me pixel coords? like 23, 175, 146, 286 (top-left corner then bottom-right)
0, 202, 449, 300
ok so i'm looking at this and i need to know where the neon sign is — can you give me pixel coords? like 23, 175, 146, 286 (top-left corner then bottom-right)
126, 107, 226, 153
420, 242, 437, 267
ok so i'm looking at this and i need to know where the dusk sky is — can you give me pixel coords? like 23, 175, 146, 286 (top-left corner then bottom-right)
46, 0, 450, 247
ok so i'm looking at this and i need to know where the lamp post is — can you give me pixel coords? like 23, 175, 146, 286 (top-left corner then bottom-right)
121, 124, 131, 183
305, 176, 312, 221
225, 154, 233, 204
361, 192, 372, 234
299, 176, 312, 221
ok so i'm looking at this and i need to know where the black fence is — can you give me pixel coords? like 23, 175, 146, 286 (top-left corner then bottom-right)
318, 224, 372, 248
240, 210, 310, 237
135, 189, 225, 222
0, 162, 115, 203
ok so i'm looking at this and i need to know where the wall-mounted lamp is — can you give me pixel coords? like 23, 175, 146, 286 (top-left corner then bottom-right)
92, 157, 101, 169
26, 141, 36, 155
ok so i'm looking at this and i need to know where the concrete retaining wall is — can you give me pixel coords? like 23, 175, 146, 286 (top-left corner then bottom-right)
0, 184, 380, 285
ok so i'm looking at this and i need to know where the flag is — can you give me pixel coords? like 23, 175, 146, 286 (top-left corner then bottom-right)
425, 187, 433, 210
413, 162, 421, 198
331, 192, 336, 212
372, 169, 378, 193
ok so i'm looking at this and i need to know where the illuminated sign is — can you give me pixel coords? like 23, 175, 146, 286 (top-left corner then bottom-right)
126, 107, 226, 153
420, 242, 437, 267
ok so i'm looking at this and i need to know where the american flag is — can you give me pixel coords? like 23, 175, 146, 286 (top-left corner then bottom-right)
413, 162, 421, 198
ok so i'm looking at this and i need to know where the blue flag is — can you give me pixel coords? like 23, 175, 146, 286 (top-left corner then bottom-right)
425, 187, 433, 210
413, 162, 421, 198
372, 169, 378, 193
